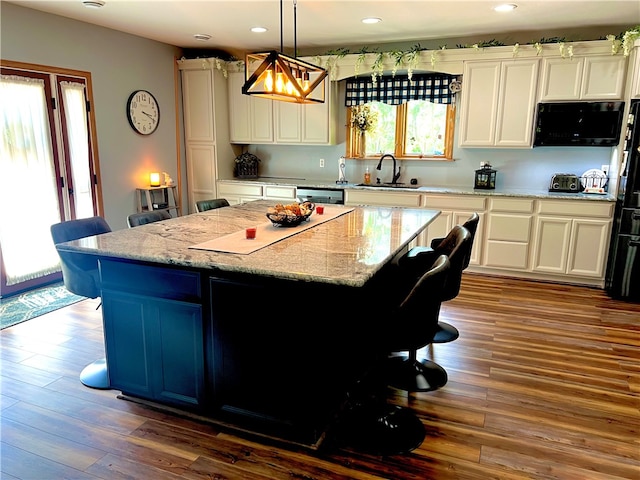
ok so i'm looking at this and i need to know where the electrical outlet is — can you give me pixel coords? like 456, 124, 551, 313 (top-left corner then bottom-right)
319, 158, 325, 168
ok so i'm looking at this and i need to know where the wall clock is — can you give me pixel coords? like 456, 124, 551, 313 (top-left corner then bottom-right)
126, 89, 160, 135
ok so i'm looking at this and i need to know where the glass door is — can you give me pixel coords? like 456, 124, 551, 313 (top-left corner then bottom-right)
0, 65, 100, 297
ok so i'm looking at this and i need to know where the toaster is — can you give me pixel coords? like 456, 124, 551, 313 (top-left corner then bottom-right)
549, 174, 581, 192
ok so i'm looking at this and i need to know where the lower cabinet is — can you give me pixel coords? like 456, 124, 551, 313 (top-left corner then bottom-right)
421, 194, 486, 265
483, 197, 534, 269
101, 259, 205, 409
217, 181, 264, 205
217, 181, 297, 205
532, 200, 613, 278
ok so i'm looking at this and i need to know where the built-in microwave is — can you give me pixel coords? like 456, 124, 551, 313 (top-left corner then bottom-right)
533, 101, 625, 147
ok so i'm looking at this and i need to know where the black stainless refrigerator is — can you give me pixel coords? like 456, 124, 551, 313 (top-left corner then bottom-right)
606, 99, 640, 301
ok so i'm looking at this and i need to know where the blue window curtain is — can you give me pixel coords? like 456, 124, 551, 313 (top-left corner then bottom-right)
345, 73, 456, 106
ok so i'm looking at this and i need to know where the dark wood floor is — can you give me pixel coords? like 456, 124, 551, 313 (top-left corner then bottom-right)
1, 273, 639, 479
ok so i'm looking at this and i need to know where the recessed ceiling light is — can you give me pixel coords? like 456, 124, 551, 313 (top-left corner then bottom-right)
193, 33, 211, 41
251, 27, 268, 33
82, 0, 105, 8
361, 17, 382, 24
494, 3, 517, 12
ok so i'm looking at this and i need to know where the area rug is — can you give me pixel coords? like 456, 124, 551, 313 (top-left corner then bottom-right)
0, 283, 85, 330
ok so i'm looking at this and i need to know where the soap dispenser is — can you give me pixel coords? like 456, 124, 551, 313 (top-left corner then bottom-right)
364, 167, 371, 185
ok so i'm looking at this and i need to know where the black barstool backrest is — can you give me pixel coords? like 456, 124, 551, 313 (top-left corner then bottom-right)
50, 216, 112, 299
195, 198, 230, 213
127, 210, 172, 227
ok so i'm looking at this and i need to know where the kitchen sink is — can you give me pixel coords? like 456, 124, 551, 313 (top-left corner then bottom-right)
355, 183, 421, 189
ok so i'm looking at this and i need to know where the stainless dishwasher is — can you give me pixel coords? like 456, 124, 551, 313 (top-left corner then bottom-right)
296, 186, 345, 205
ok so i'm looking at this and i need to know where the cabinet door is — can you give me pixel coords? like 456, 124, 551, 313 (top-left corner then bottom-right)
228, 72, 251, 143
538, 57, 583, 101
302, 81, 332, 144
632, 46, 640, 99
182, 69, 216, 143
581, 55, 626, 100
250, 97, 274, 143
531, 216, 572, 274
274, 101, 302, 143
459, 61, 501, 146
494, 59, 539, 147
186, 144, 217, 211
567, 218, 611, 277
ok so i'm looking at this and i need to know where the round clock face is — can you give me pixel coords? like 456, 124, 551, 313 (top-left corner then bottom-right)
126, 90, 160, 135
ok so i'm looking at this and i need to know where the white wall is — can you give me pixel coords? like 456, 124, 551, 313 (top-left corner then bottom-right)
2, 3, 182, 230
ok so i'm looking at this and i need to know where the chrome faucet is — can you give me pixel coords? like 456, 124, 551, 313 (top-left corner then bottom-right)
376, 154, 401, 184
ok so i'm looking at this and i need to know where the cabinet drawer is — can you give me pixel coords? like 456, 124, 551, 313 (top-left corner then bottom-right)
489, 197, 534, 213
218, 183, 264, 197
423, 195, 486, 210
537, 200, 613, 217
484, 240, 529, 269
264, 185, 296, 199
346, 190, 421, 207
101, 259, 201, 301
487, 213, 532, 242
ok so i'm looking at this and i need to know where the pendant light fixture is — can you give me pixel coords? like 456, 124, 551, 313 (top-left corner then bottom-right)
242, 0, 328, 104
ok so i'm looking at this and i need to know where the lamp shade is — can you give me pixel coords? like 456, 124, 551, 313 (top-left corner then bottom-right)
243, 51, 327, 104
149, 172, 161, 187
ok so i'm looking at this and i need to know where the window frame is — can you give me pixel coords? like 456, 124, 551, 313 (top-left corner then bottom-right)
346, 101, 456, 161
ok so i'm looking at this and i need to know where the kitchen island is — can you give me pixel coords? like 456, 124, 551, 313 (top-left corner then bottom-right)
56, 201, 440, 447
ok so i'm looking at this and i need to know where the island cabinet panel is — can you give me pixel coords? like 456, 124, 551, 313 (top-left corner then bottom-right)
208, 276, 376, 446
100, 259, 205, 409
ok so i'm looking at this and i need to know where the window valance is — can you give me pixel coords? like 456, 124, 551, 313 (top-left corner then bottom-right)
345, 73, 456, 106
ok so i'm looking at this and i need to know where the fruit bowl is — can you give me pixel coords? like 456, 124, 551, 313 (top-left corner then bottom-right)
266, 202, 315, 227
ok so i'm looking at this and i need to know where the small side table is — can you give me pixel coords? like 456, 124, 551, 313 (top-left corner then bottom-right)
136, 185, 181, 217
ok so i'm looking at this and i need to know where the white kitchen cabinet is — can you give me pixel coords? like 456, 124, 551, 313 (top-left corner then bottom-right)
229, 71, 336, 145
217, 181, 264, 205
483, 198, 534, 270
264, 185, 297, 202
421, 195, 486, 265
179, 60, 238, 214
345, 189, 422, 207
538, 55, 627, 101
228, 71, 274, 143
630, 40, 640, 99
531, 200, 613, 278
274, 78, 337, 144
459, 59, 539, 147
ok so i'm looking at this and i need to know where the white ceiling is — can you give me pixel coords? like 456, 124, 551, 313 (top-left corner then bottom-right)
8, 0, 640, 58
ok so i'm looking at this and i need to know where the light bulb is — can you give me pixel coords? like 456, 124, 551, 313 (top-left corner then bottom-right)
275, 72, 284, 93
264, 69, 273, 92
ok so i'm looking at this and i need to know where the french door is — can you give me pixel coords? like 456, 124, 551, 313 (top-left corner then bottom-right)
0, 62, 102, 297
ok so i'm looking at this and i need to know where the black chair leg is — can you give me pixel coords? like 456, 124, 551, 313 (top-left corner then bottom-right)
432, 321, 459, 343
334, 368, 425, 455
386, 350, 448, 392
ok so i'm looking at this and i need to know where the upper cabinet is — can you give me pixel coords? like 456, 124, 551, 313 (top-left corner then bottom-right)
630, 41, 640, 99
228, 71, 338, 145
538, 55, 627, 101
459, 59, 539, 148
228, 71, 273, 143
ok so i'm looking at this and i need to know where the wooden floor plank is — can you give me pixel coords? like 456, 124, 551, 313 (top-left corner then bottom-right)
1, 273, 639, 479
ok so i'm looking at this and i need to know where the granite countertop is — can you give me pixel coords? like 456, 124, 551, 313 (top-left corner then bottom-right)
56, 201, 440, 288
220, 177, 616, 202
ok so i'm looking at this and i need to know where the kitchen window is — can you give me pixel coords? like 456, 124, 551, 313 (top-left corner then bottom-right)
345, 73, 457, 160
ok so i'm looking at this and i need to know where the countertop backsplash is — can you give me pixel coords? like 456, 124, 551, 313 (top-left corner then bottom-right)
246, 143, 616, 194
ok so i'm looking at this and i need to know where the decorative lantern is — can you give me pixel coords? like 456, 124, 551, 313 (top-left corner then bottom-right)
474, 163, 497, 190
149, 172, 161, 187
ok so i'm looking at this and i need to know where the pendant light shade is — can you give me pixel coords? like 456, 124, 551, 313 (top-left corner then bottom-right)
242, 0, 327, 104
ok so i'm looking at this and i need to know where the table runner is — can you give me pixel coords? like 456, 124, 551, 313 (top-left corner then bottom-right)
189, 205, 354, 254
